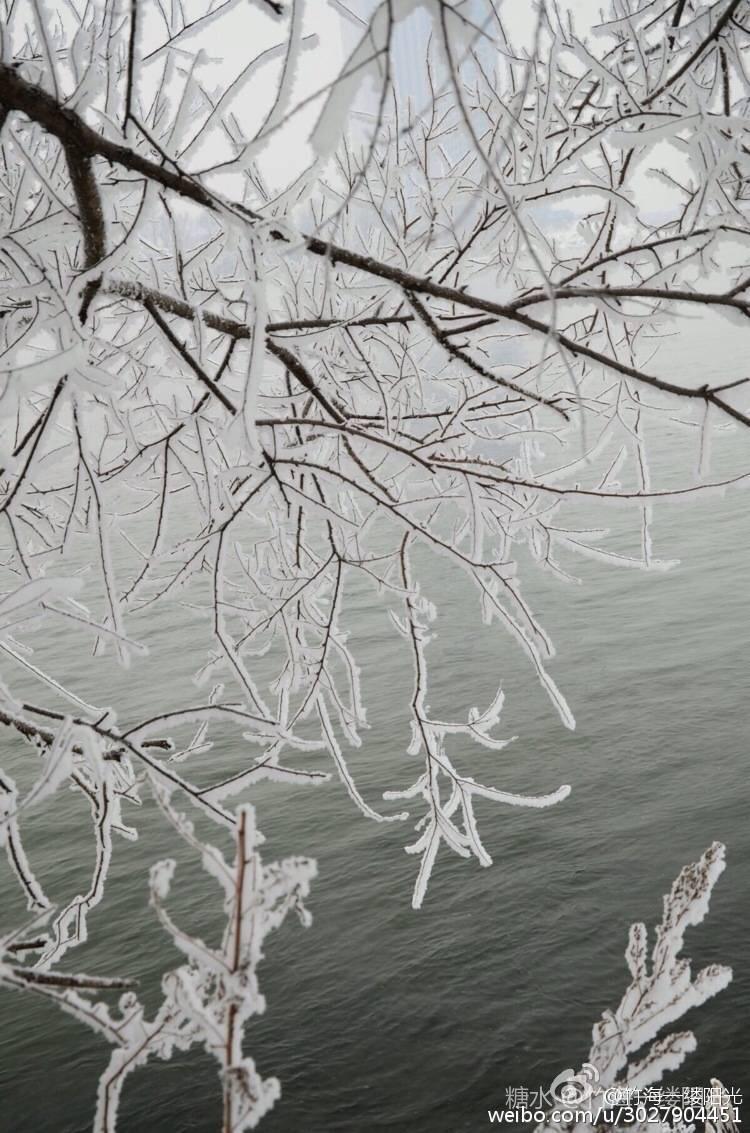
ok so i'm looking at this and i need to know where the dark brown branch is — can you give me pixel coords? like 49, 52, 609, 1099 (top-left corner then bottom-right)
64, 145, 107, 321
0, 62, 217, 210
104, 280, 412, 334
4, 66, 745, 428
0, 395, 59, 481
8, 967, 137, 991
142, 299, 239, 415
266, 339, 346, 422
111, 268, 750, 432
511, 283, 750, 315
124, 0, 138, 127
0, 707, 170, 757
268, 313, 413, 332
645, 0, 744, 104
0, 377, 67, 516
668, 0, 689, 48
406, 290, 568, 418
20, 703, 234, 826
258, 417, 434, 471
65, 146, 106, 266
556, 226, 725, 286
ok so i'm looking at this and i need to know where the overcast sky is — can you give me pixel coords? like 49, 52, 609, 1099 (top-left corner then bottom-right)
138, 0, 685, 225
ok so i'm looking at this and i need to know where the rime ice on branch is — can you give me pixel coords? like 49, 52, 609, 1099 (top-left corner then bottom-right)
1, 798, 316, 1133
537, 843, 732, 1133
0, 0, 748, 1125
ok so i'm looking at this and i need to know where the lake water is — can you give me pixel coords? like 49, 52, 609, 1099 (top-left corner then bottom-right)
0, 317, 749, 1132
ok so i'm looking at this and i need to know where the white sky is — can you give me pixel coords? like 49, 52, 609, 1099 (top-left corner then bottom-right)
134, 0, 685, 220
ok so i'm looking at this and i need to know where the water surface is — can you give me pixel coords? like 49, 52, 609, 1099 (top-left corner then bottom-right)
1, 324, 748, 1132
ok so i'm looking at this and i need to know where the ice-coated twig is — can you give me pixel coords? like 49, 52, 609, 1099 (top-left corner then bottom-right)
0, 801, 315, 1133
388, 535, 570, 909
589, 842, 732, 1090
0, 0, 749, 1125
536, 844, 732, 1133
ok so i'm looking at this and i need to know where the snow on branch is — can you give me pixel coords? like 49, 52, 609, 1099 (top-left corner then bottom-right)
589, 842, 732, 1091
0, 0, 747, 1123
537, 843, 732, 1133
385, 535, 570, 908
0, 800, 316, 1133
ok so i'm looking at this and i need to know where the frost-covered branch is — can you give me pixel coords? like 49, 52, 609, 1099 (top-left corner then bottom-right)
537, 843, 733, 1132
0, 799, 314, 1132
0, 0, 747, 1125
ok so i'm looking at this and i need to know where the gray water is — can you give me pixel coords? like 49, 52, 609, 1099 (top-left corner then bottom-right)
1, 325, 749, 1131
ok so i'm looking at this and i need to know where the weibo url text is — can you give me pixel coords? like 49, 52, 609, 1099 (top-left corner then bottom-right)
488, 1104, 742, 1125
